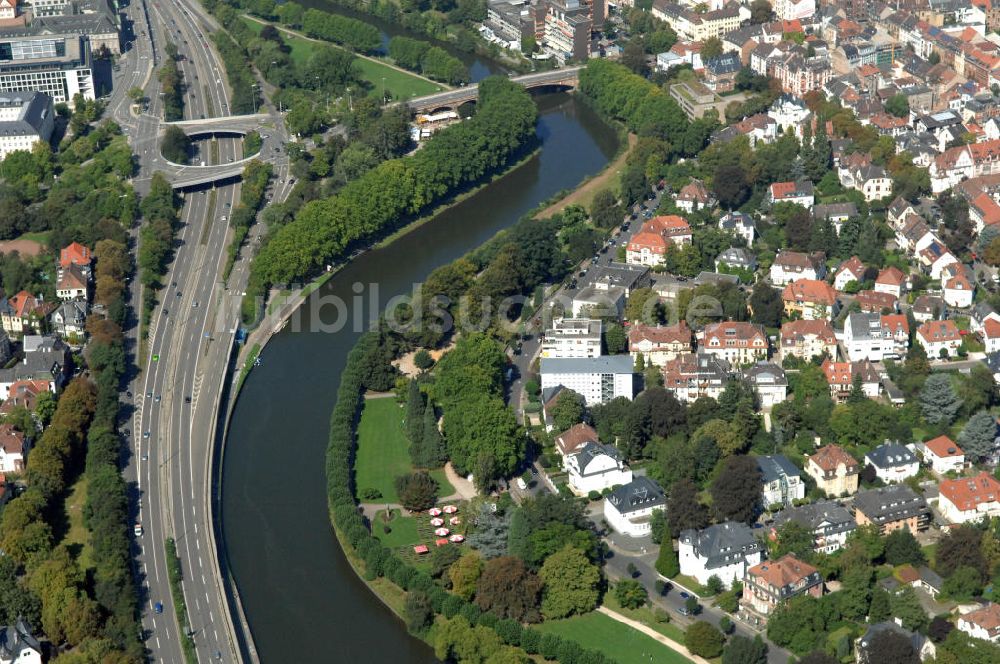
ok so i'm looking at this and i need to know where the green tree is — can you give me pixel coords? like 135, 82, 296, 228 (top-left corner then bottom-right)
449, 552, 484, 600
538, 545, 600, 619
550, 390, 586, 432
868, 587, 892, 623
405, 379, 425, 451
884, 528, 925, 566
159, 125, 190, 164
700, 37, 723, 60
710, 455, 762, 524
613, 579, 648, 609
604, 323, 628, 354
749, 282, 783, 327
685, 620, 725, 658
885, 94, 910, 118
937, 526, 987, 579
723, 635, 768, 664
468, 505, 510, 559
891, 586, 928, 632
748, 0, 772, 22
404, 590, 433, 634
958, 411, 999, 463
668, 478, 709, 532
419, 403, 447, 468
941, 565, 982, 601
590, 189, 622, 229
920, 374, 961, 425
655, 525, 679, 577
394, 472, 439, 511
771, 521, 815, 561
475, 556, 543, 622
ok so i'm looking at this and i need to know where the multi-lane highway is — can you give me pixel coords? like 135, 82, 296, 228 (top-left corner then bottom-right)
107, 0, 290, 661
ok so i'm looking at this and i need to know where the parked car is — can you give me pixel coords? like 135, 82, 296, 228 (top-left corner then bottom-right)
134, 523, 143, 537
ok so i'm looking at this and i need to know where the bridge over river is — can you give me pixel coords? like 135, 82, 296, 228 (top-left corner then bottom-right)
404, 66, 583, 113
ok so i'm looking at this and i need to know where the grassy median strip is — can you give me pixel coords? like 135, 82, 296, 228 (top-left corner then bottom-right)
165, 538, 198, 664
200, 190, 217, 246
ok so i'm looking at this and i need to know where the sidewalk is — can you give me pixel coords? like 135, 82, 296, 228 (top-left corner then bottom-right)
596, 607, 707, 664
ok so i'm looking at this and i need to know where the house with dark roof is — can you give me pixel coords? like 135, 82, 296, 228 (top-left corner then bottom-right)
604, 477, 666, 538
853, 485, 930, 534
0, 91, 53, 160
756, 454, 803, 507
679, 521, 764, 588
0, 618, 41, 664
703, 52, 742, 92
865, 442, 919, 484
566, 442, 632, 495
743, 362, 788, 408
715, 247, 757, 273
773, 500, 856, 553
718, 211, 757, 245
857, 621, 935, 663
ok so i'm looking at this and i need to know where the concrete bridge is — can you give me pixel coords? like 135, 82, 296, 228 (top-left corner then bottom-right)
406, 66, 583, 113
163, 112, 274, 136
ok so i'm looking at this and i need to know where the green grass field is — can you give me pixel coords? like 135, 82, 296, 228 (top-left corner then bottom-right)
62, 476, 94, 572
240, 18, 442, 100
355, 397, 454, 503
536, 612, 693, 664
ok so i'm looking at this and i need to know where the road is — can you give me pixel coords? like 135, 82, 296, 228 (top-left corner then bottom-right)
107, 0, 291, 661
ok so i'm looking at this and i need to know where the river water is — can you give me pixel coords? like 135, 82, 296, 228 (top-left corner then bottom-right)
220, 91, 618, 663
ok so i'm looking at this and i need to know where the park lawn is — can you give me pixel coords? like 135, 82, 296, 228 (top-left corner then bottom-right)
536, 611, 693, 664
16, 231, 52, 244
603, 594, 687, 645
240, 17, 442, 99
62, 476, 95, 572
355, 398, 454, 503
371, 509, 422, 549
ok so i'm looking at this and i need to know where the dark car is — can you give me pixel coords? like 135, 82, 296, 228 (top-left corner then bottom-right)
679, 591, 690, 599
184, 396, 192, 404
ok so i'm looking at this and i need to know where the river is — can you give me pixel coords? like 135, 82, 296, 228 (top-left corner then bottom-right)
220, 91, 618, 663
295, 0, 506, 81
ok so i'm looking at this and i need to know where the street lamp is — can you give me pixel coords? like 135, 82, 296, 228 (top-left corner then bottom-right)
250, 83, 260, 114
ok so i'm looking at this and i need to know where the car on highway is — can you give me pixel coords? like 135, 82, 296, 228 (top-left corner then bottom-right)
155, 395, 161, 403
134, 523, 143, 537
143, 431, 150, 439
154, 602, 163, 614
126, 390, 132, 398
193, 301, 199, 308
146, 391, 152, 398
184, 396, 192, 404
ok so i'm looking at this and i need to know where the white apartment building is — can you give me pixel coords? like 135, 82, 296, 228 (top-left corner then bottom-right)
604, 477, 666, 537
540, 318, 602, 359
679, 522, 764, 589
566, 442, 633, 495
0, 91, 52, 160
540, 355, 635, 406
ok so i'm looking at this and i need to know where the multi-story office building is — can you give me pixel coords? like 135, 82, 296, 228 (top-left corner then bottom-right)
0, 35, 94, 102
542, 0, 591, 63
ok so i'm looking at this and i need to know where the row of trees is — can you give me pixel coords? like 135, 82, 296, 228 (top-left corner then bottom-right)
299, 8, 381, 53
137, 173, 181, 330
247, 77, 538, 298
157, 43, 185, 122
388, 36, 469, 85
210, 31, 260, 115
326, 331, 613, 664
224, 159, 273, 279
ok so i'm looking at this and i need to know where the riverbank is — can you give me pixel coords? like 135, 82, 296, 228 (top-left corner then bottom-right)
536, 132, 637, 218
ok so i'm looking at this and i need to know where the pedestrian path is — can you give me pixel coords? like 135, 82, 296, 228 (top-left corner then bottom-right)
596, 607, 707, 664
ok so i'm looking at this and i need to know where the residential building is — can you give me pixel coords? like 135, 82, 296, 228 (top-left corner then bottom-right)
0, 619, 42, 664
854, 289, 899, 314
971, 302, 1000, 335
55, 263, 87, 300
874, 266, 907, 298
676, 179, 715, 212
678, 521, 765, 589
625, 215, 692, 266
541, 318, 602, 358
554, 423, 600, 466
779, 319, 837, 361
566, 442, 633, 495
806, 444, 860, 497
651, 0, 744, 41
865, 442, 920, 484
833, 256, 867, 291
698, 321, 769, 365
49, 299, 86, 341
539, 355, 635, 406
782, 279, 838, 320
703, 53, 742, 93
857, 622, 935, 663
0, 91, 53, 160
938, 472, 1000, 524
0, 378, 53, 418
770, 250, 826, 286
769, 180, 815, 208
743, 362, 788, 408
843, 312, 909, 362
571, 286, 625, 319
957, 603, 1000, 643
669, 80, 726, 120
715, 247, 757, 273
661, 352, 731, 403
59, 241, 92, 270
984, 318, 1000, 354
718, 211, 756, 245
821, 358, 881, 400
757, 454, 804, 508
942, 263, 975, 308
604, 477, 666, 538
0, 291, 54, 336
916, 319, 962, 358
0, 423, 26, 473
740, 555, 823, 626
772, 500, 856, 553
919, 435, 965, 475
628, 321, 692, 366
930, 138, 1000, 193
768, 94, 811, 133
814, 202, 858, 233
853, 485, 930, 534
542, 0, 591, 63
912, 295, 944, 322
583, 262, 650, 296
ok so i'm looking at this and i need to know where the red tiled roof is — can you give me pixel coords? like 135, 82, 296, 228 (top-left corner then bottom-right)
628, 321, 693, 346
748, 554, 818, 588
59, 242, 91, 269
837, 256, 865, 279
940, 472, 1000, 511
783, 279, 837, 306
876, 266, 905, 286
808, 444, 858, 473
0, 423, 24, 456
984, 318, 1000, 339
780, 319, 836, 345
961, 603, 1000, 636
917, 319, 961, 343
880, 314, 909, 336
555, 423, 599, 457
925, 435, 963, 459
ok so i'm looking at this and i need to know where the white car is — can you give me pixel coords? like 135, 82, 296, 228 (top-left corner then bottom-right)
134, 523, 143, 537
